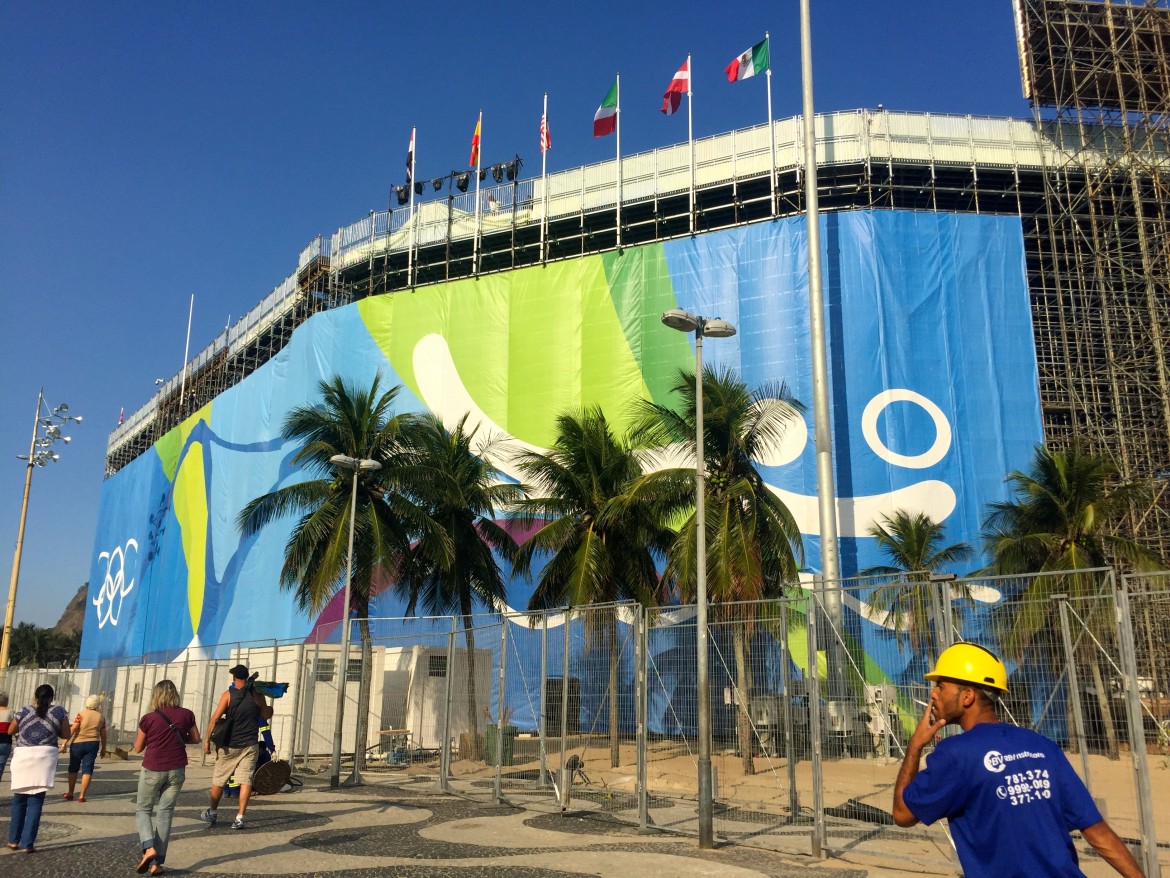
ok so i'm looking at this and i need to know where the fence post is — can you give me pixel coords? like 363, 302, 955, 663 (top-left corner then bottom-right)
780, 594, 799, 819
493, 618, 508, 804
539, 612, 548, 789
1057, 596, 1092, 789
301, 640, 320, 770
287, 643, 306, 764
806, 580, 826, 858
560, 609, 571, 811
1115, 577, 1161, 878
440, 617, 455, 794
636, 604, 648, 830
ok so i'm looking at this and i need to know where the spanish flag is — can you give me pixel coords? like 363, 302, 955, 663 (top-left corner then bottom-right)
469, 113, 482, 168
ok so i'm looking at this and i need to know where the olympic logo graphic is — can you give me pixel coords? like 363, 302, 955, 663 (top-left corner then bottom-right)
93, 539, 138, 629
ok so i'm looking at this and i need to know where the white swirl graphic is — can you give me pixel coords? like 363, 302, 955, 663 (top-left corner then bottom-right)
861, 389, 952, 469
93, 539, 138, 629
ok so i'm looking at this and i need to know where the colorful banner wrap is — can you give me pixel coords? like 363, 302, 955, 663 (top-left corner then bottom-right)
83, 211, 1042, 723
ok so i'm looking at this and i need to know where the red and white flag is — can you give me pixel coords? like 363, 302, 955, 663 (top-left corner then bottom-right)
118, 407, 124, 425
661, 58, 689, 116
540, 112, 551, 154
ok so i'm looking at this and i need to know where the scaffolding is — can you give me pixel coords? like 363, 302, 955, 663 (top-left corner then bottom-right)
104, 101, 1170, 563
1015, 0, 1170, 561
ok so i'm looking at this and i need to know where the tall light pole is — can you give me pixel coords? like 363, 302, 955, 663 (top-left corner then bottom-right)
3, 390, 82, 672
328, 453, 381, 789
661, 308, 736, 849
799, 0, 846, 702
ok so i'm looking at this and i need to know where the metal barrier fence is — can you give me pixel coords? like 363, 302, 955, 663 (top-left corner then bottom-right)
3, 574, 1166, 875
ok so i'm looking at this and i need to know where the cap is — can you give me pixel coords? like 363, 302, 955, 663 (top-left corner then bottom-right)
229, 664, 249, 680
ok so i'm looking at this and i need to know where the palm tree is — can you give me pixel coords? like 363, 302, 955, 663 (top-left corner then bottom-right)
635, 366, 805, 775
982, 443, 1164, 756
513, 408, 676, 768
238, 375, 449, 773
861, 510, 973, 651
394, 413, 523, 760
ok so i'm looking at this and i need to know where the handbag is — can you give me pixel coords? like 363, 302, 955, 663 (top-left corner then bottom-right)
209, 712, 233, 750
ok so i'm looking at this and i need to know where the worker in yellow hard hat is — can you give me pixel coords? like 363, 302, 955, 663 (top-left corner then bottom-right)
892, 642, 1145, 878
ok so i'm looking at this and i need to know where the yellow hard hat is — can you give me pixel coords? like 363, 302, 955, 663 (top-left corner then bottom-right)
925, 642, 1008, 693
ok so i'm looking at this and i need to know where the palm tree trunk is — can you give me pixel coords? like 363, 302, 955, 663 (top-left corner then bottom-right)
461, 594, 482, 760
354, 615, 373, 774
1088, 652, 1119, 760
733, 622, 755, 776
608, 608, 620, 768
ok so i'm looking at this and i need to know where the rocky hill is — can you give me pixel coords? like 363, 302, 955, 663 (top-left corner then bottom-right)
52, 584, 87, 636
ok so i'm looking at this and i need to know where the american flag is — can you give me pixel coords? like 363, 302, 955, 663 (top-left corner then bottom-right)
540, 112, 551, 155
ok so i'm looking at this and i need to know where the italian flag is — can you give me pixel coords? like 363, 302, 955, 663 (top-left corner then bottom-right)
594, 79, 618, 137
725, 37, 769, 82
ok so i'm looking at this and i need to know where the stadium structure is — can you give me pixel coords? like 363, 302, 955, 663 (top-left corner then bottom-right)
91, 0, 1169, 668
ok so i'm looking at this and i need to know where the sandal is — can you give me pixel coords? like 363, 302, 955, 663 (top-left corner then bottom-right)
62, 792, 73, 801
136, 850, 155, 874
77, 795, 86, 803
5, 843, 17, 850
149, 865, 165, 876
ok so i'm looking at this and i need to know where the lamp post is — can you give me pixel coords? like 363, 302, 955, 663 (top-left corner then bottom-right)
3, 389, 82, 671
661, 308, 736, 849
328, 453, 382, 790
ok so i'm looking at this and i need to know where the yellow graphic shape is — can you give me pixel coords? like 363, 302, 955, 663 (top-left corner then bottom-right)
155, 403, 213, 482
172, 440, 209, 636
358, 259, 651, 447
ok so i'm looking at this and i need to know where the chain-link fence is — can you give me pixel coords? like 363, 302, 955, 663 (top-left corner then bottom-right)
4, 575, 1166, 875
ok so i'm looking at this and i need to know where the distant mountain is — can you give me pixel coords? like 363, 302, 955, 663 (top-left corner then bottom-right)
52, 584, 87, 636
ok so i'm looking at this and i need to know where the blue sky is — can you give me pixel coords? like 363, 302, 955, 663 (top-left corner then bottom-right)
0, 2, 1029, 628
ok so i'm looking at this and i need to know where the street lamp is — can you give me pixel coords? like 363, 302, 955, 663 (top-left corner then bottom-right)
328, 453, 382, 790
661, 308, 736, 850
3, 390, 82, 670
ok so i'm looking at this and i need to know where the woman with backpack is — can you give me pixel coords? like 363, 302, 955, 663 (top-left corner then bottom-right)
133, 679, 200, 876
7, 683, 70, 853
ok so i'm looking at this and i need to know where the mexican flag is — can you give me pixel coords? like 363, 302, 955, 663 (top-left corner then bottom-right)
594, 79, 618, 137
725, 37, 769, 82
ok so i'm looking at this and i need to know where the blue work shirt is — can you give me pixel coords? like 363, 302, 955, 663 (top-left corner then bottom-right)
903, 722, 1102, 878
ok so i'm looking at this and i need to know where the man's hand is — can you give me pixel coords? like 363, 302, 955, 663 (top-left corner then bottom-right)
909, 700, 947, 750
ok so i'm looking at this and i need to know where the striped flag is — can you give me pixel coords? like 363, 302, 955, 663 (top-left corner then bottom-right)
662, 58, 689, 116
118, 407, 124, 425
540, 111, 551, 154
725, 37, 769, 82
469, 113, 482, 168
593, 79, 618, 137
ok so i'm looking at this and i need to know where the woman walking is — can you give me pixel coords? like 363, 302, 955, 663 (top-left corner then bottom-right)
133, 680, 199, 876
7, 683, 70, 853
63, 694, 108, 801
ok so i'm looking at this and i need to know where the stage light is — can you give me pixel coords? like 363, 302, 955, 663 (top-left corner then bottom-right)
432, 178, 443, 192
456, 173, 470, 192
492, 165, 504, 184
506, 159, 520, 182
396, 186, 409, 205
414, 181, 424, 195
479, 169, 488, 182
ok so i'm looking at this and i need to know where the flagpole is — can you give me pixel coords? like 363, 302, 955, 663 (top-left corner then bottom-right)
615, 73, 622, 250
178, 292, 194, 417
473, 111, 482, 276
766, 31, 777, 217
407, 127, 417, 288
687, 54, 695, 235
541, 93, 549, 264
